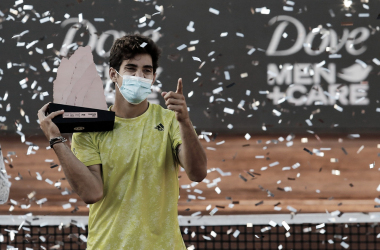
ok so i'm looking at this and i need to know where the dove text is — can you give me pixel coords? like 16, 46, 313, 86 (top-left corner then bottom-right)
266, 15, 370, 56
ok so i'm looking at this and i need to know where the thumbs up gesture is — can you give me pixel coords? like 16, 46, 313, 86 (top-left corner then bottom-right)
161, 78, 190, 124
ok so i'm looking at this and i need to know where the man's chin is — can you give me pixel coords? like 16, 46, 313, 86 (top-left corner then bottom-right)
126, 99, 147, 106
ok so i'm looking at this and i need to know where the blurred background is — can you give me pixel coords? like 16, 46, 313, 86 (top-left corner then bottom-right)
1, 0, 380, 249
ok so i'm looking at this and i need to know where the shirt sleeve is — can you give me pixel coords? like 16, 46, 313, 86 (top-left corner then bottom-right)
71, 132, 102, 167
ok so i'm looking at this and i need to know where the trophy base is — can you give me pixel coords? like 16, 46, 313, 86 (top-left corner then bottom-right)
47, 103, 115, 133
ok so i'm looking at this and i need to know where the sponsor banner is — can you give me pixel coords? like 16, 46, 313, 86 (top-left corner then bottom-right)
0, 0, 379, 133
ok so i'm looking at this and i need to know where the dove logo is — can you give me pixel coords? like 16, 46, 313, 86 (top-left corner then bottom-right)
337, 64, 372, 82
265, 16, 371, 106
266, 15, 370, 56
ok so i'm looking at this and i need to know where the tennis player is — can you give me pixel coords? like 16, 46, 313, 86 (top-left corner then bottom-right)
38, 34, 207, 249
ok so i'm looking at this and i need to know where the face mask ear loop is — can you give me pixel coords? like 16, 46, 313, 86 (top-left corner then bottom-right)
113, 68, 122, 90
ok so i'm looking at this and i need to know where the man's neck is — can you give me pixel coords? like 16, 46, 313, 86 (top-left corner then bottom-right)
111, 98, 149, 119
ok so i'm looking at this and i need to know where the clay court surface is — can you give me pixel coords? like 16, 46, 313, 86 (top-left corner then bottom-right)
0, 133, 379, 216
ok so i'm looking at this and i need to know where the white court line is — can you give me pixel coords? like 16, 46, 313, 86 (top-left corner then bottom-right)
178, 213, 380, 226
0, 215, 89, 226
1, 213, 380, 226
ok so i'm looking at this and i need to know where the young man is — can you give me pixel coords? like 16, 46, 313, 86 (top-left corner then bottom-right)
37, 34, 207, 249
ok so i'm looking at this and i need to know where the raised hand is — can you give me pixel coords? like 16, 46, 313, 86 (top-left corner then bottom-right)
161, 78, 190, 124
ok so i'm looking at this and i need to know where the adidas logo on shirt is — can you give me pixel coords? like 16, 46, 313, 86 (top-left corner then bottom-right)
154, 123, 164, 131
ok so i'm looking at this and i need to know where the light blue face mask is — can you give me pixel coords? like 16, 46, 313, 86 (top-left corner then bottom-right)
114, 70, 153, 105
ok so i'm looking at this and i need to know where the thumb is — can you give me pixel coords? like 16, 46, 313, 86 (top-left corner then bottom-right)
161, 91, 167, 98
176, 78, 183, 95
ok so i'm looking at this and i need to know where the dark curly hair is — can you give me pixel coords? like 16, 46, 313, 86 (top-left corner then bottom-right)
109, 34, 161, 74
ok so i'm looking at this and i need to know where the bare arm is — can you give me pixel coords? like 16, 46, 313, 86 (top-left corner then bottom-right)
177, 121, 207, 182
161, 79, 207, 182
53, 143, 103, 204
37, 103, 103, 204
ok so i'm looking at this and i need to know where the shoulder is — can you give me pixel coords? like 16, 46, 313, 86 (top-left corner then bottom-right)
72, 131, 98, 142
150, 103, 175, 120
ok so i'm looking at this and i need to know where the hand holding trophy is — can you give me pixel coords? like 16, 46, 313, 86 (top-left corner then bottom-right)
46, 46, 115, 133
